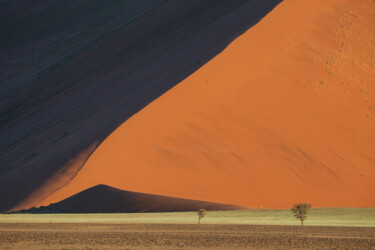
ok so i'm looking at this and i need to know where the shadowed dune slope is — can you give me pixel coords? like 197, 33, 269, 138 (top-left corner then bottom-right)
43, 0, 375, 209
0, 0, 282, 211
39, 185, 243, 213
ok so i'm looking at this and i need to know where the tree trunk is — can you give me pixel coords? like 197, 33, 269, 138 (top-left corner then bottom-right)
301, 219, 304, 226
198, 217, 200, 224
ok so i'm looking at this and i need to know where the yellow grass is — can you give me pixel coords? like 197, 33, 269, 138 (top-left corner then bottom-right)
1, 208, 374, 227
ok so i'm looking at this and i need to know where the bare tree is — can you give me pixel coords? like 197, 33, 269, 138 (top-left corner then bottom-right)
197, 209, 207, 224
291, 203, 311, 226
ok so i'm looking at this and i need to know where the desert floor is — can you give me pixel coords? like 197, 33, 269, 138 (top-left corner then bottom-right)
1, 208, 374, 249
1, 223, 374, 249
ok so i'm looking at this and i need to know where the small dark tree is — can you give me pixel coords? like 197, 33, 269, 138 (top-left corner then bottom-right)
197, 209, 207, 224
291, 203, 311, 226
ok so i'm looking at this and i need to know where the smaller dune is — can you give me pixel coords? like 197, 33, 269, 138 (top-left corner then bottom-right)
17, 185, 243, 213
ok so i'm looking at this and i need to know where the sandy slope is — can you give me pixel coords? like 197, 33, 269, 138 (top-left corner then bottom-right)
25, 185, 243, 213
39, 0, 375, 209
0, 1, 282, 211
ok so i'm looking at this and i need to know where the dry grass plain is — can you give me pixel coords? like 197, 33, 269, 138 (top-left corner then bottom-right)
0, 208, 374, 249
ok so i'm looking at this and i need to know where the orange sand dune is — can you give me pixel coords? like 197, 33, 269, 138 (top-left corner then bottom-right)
43, 0, 375, 209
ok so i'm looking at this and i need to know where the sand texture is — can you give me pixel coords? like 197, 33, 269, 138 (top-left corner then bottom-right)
0, 0, 281, 211
42, 0, 375, 209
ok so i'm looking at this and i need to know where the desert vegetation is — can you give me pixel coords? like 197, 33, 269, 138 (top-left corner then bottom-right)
2, 208, 374, 227
197, 209, 207, 224
291, 203, 312, 226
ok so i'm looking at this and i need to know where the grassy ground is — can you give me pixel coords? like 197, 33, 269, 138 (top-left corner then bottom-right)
1, 208, 374, 227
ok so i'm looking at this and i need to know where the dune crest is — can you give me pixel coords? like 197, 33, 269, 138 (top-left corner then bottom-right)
42, 0, 375, 209
11, 142, 99, 211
